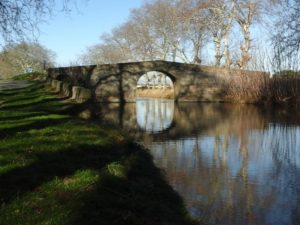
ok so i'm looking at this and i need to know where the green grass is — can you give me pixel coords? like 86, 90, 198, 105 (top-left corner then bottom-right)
0, 82, 197, 225
12, 72, 46, 81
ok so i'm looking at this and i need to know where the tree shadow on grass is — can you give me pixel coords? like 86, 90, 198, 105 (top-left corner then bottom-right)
0, 81, 198, 225
1, 93, 48, 104
0, 118, 70, 139
0, 142, 196, 225
72, 147, 196, 225
0, 144, 121, 204
0, 112, 49, 122
0, 83, 41, 96
0, 98, 62, 111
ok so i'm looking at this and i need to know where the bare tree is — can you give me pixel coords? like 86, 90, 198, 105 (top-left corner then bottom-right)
206, 0, 235, 67
80, 0, 192, 63
142, 0, 190, 62
0, 0, 78, 44
0, 42, 55, 77
231, 0, 256, 69
231, 0, 275, 69
123, 14, 158, 61
82, 0, 212, 64
178, 0, 210, 64
178, 0, 235, 67
82, 41, 132, 65
79, 0, 281, 70
273, 0, 300, 57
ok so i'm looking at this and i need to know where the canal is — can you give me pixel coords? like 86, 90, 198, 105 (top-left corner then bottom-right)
97, 98, 300, 225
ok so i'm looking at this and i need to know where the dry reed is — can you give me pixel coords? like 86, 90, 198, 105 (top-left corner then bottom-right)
224, 72, 300, 104
136, 87, 174, 99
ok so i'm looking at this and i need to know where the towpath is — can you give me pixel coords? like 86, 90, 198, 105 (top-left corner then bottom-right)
0, 80, 30, 91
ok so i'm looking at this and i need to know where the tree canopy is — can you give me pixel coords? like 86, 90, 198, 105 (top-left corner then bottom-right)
80, 0, 283, 70
0, 42, 55, 78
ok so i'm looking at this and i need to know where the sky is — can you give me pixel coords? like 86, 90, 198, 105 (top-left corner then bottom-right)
38, 0, 143, 66
37, 0, 273, 68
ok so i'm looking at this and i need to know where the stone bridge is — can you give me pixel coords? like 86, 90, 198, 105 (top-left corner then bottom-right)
47, 60, 241, 102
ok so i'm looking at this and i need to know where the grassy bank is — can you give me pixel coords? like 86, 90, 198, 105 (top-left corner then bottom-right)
0, 82, 196, 225
12, 72, 46, 81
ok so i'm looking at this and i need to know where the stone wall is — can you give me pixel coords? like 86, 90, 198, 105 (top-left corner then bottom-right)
49, 79, 92, 103
47, 60, 264, 102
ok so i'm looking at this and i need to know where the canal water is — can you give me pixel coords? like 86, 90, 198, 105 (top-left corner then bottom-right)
98, 98, 300, 225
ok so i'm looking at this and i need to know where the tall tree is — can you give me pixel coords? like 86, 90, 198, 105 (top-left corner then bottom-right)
79, 0, 281, 70
178, 0, 210, 64
206, 0, 235, 67
143, 0, 189, 62
231, 0, 272, 69
0, 42, 55, 78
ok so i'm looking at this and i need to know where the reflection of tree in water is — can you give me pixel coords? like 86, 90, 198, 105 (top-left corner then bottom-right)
96, 101, 300, 224
151, 137, 275, 225
147, 105, 300, 225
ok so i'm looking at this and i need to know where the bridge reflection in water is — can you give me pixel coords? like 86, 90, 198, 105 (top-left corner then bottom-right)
97, 99, 300, 225
136, 98, 174, 133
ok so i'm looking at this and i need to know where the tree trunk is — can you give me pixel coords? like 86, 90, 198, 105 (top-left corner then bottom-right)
214, 35, 222, 66
238, 23, 251, 69
224, 32, 231, 68
192, 43, 202, 64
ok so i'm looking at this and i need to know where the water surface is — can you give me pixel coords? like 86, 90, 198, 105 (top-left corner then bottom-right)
98, 98, 300, 225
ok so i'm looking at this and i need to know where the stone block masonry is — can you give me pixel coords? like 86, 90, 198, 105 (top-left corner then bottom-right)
47, 60, 266, 103
70, 86, 92, 103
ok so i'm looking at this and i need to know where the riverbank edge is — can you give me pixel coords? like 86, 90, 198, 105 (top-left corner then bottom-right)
48, 75, 300, 105
0, 81, 198, 225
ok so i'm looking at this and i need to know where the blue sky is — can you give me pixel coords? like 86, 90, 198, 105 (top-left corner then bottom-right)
37, 0, 272, 68
39, 0, 143, 66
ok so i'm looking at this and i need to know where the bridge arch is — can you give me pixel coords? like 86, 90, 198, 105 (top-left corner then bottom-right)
136, 71, 175, 99
48, 60, 236, 103
138, 70, 176, 83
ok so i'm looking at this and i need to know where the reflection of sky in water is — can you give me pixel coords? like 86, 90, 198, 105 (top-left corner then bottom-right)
136, 98, 174, 133
146, 124, 300, 225
100, 101, 300, 225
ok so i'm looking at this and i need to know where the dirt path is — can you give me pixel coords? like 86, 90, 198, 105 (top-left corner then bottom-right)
0, 80, 30, 91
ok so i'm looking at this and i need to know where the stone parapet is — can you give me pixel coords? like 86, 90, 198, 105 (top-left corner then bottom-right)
47, 61, 267, 102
